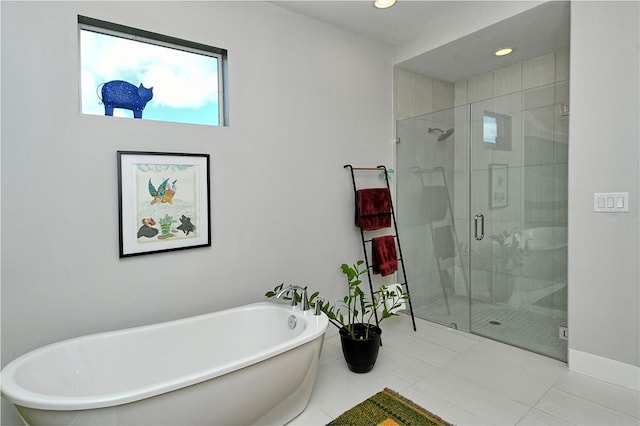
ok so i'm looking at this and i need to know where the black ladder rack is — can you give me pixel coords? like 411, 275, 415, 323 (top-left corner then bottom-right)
413, 166, 470, 316
344, 164, 417, 332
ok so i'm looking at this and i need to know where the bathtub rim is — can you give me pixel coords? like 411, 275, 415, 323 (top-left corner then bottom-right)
1, 301, 328, 411
504, 226, 568, 252
521, 226, 567, 251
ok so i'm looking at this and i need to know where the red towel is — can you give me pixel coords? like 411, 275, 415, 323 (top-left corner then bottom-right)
372, 235, 397, 277
355, 188, 391, 231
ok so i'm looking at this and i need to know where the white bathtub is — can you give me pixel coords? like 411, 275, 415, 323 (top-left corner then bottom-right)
1, 302, 328, 425
516, 226, 567, 280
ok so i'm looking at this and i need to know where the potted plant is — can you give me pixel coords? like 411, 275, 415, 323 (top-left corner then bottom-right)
328, 260, 406, 373
157, 214, 176, 239
265, 260, 407, 373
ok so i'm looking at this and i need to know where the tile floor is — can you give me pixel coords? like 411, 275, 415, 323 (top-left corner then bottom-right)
290, 314, 640, 426
413, 294, 568, 362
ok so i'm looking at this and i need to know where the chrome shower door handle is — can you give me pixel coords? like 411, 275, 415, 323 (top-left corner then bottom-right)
474, 214, 484, 240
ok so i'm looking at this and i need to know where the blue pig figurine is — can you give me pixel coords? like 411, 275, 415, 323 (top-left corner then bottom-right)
101, 80, 153, 119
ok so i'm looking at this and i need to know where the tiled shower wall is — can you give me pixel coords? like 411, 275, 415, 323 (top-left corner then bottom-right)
454, 49, 569, 106
453, 49, 570, 237
394, 69, 454, 121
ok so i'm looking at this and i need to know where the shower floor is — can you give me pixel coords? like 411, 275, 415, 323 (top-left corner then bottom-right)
412, 294, 568, 361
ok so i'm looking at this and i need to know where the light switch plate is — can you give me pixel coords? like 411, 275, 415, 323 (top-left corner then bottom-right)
594, 192, 629, 212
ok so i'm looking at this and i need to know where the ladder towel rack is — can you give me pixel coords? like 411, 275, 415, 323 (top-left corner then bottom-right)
412, 166, 470, 316
344, 164, 417, 331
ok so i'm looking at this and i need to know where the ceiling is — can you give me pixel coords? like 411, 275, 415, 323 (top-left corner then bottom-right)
271, 1, 570, 82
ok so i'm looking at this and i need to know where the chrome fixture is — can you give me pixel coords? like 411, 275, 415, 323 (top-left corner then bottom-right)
292, 286, 310, 311
512, 230, 533, 250
474, 214, 485, 240
314, 297, 326, 316
275, 285, 310, 310
288, 315, 297, 329
428, 127, 455, 141
275, 285, 297, 307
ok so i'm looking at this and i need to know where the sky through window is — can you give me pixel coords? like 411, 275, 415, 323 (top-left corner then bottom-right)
80, 27, 222, 126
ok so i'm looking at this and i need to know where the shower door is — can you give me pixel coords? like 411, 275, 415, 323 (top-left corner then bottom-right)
396, 81, 568, 361
468, 83, 568, 360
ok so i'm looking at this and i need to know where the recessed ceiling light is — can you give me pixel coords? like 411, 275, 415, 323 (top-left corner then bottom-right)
373, 0, 396, 9
494, 47, 514, 57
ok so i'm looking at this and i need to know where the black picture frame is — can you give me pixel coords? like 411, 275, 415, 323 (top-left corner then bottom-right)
117, 151, 211, 257
489, 163, 508, 209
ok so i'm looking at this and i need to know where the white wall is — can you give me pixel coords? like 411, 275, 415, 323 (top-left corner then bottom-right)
0, 2, 394, 423
2, 2, 638, 424
568, 1, 639, 389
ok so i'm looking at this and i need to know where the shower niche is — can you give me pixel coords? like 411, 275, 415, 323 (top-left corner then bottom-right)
396, 75, 569, 361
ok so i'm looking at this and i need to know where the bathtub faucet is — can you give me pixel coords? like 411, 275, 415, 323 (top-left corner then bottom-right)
291, 285, 310, 311
275, 285, 296, 307
275, 285, 311, 311
513, 231, 521, 246
512, 231, 533, 250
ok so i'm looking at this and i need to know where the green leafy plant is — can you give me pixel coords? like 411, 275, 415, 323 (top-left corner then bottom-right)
265, 260, 408, 340
487, 228, 530, 275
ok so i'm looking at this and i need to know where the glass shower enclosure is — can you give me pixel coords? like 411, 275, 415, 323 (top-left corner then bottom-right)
396, 81, 568, 361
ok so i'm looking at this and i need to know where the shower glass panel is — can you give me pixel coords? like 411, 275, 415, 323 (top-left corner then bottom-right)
396, 105, 471, 332
396, 81, 568, 361
469, 82, 568, 361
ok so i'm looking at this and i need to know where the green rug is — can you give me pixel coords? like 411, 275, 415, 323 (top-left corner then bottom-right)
328, 388, 454, 426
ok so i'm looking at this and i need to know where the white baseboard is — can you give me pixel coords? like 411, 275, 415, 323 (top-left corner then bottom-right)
569, 349, 640, 391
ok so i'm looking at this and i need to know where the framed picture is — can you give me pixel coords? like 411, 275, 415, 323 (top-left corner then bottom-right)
118, 151, 211, 257
489, 164, 508, 208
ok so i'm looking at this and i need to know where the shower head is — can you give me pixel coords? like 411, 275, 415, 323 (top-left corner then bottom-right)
428, 127, 455, 141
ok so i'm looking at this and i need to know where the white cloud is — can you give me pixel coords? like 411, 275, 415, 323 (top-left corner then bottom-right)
81, 70, 102, 114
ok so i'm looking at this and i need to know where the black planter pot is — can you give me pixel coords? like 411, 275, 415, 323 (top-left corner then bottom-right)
339, 323, 382, 373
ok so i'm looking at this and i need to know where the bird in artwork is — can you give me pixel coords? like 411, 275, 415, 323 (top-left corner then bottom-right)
148, 178, 177, 204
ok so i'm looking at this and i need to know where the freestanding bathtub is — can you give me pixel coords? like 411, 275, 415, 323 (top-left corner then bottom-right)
516, 226, 568, 281
1, 302, 328, 425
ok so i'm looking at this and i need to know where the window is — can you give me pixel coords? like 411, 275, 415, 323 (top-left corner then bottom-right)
483, 111, 511, 151
79, 16, 227, 126
483, 114, 498, 144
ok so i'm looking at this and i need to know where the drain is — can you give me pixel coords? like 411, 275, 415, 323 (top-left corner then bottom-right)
288, 315, 297, 329
489, 320, 502, 325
